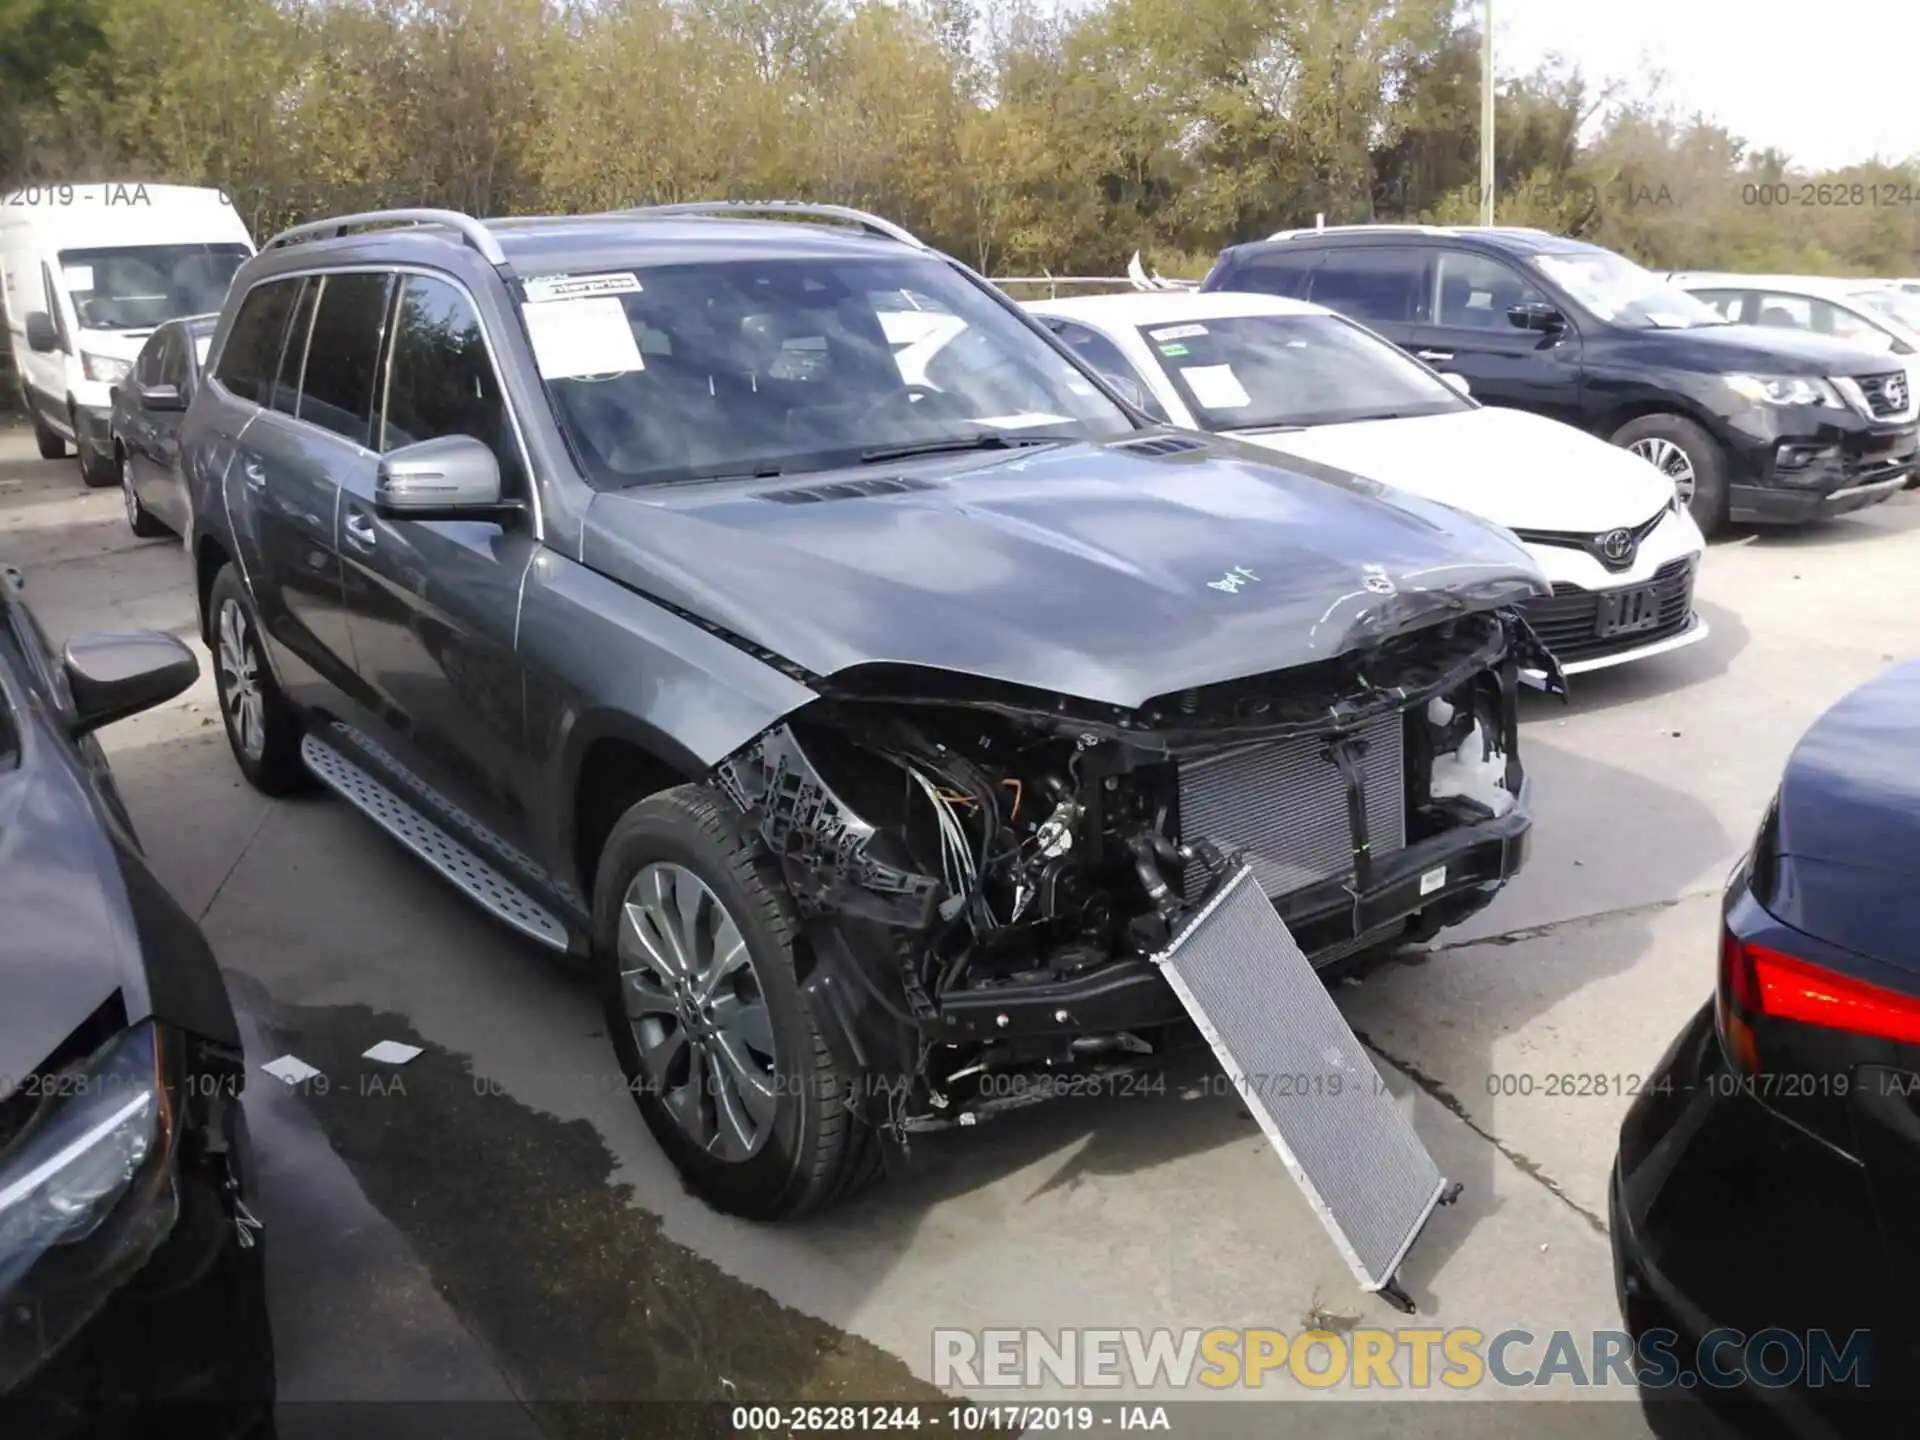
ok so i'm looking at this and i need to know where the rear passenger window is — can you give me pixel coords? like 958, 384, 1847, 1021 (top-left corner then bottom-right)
298, 272, 394, 443
380, 276, 522, 488
213, 278, 299, 405
1306, 247, 1427, 326
272, 279, 318, 416
1229, 252, 1320, 299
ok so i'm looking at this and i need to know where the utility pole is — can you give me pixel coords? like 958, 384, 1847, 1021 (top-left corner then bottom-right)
1479, 0, 1495, 225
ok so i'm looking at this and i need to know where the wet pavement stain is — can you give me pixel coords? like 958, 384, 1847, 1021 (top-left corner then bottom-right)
262, 1002, 950, 1439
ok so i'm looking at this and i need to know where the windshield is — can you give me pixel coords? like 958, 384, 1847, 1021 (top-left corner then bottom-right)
1139, 313, 1470, 431
519, 257, 1135, 488
1855, 288, 1920, 335
58, 244, 251, 332
1529, 250, 1729, 329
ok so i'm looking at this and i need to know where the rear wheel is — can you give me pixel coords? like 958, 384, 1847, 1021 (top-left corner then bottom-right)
593, 785, 880, 1220
31, 410, 68, 460
121, 453, 168, 538
1611, 413, 1728, 538
208, 565, 309, 795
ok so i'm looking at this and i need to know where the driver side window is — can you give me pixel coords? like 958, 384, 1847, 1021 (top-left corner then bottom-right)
379, 275, 526, 492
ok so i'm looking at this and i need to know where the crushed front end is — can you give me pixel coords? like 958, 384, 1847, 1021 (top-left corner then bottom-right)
714, 607, 1563, 1135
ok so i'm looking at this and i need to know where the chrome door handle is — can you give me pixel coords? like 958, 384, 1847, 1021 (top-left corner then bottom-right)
344, 513, 377, 548
1415, 349, 1454, 361
242, 457, 266, 489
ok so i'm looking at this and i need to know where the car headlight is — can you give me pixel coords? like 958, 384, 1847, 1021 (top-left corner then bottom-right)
80, 352, 131, 386
1723, 374, 1842, 408
0, 1022, 178, 1390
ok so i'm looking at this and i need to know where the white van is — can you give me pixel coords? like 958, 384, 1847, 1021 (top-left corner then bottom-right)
0, 182, 254, 485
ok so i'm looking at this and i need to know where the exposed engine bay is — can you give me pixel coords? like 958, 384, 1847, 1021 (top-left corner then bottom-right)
714, 608, 1564, 1137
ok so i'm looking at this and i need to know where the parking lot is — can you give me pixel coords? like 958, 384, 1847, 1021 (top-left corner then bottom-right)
5, 420, 1916, 1431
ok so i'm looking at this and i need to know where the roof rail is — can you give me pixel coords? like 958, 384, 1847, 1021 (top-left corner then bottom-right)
261, 208, 507, 266
1263, 222, 1561, 241
622, 200, 928, 250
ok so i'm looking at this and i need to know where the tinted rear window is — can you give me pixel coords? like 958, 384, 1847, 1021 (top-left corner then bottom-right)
1214, 249, 1320, 299
215, 279, 300, 405
1305, 247, 1427, 325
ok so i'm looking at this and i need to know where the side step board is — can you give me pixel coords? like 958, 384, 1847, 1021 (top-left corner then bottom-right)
1152, 864, 1454, 1311
299, 734, 571, 953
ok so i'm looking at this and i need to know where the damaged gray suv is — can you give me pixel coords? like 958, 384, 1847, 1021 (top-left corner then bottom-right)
181, 202, 1561, 1219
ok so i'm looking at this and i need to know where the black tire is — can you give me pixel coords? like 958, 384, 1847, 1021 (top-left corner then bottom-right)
1610, 413, 1729, 538
120, 450, 169, 538
75, 407, 118, 488
207, 565, 309, 796
31, 410, 68, 460
592, 785, 879, 1220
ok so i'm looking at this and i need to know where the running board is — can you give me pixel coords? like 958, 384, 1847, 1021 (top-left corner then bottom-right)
299, 734, 570, 953
1151, 863, 1456, 1311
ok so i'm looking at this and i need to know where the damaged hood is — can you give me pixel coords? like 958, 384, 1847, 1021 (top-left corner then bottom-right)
1230, 407, 1679, 534
581, 436, 1550, 710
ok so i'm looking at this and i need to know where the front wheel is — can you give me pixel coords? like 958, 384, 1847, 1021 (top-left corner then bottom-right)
32, 411, 68, 460
1611, 413, 1729, 538
592, 785, 880, 1220
207, 565, 309, 795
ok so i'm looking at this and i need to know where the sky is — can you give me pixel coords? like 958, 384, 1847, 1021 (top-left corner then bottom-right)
1497, 0, 1920, 171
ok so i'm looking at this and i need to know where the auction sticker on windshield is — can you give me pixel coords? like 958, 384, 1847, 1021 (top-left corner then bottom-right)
522, 272, 644, 303
522, 296, 645, 379
1181, 364, 1253, 410
1150, 323, 1209, 341
62, 266, 93, 291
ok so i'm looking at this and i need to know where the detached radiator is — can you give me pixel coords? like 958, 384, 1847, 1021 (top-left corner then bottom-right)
1177, 713, 1406, 900
1153, 863, 1450, 1302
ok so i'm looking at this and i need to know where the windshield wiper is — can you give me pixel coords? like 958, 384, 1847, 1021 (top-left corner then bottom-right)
1236, 423, 1307, 435
859, 433, 1070, 464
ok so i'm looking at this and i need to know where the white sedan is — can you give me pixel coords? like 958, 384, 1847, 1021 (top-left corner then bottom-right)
1022, 290, 1709, 681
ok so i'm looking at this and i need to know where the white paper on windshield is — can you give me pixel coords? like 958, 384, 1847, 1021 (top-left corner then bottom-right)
62, 266, 93, 292
523, 271, 643, 303
522, 297, 644, 379
195, 336, 212, 365
1149, 323, 1209, 341
978, 412, 1072, 429
1180, 364, 1253, 410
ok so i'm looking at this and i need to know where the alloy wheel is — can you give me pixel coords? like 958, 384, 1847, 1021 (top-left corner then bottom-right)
1629, 436, 1697, 505
618, 862, 777, 1161
216, 598, 265, 762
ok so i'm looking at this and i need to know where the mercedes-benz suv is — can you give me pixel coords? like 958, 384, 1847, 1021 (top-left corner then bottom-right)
179, 201, 1562, 1220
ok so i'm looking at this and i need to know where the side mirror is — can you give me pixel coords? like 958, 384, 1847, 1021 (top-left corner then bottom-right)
25, 311, 60, 353
138, 382, 185, 412
62, 630, 199, 738
1508, 302, 1566, 334
375, 435, 511, 521
1438, 372, 1472, 398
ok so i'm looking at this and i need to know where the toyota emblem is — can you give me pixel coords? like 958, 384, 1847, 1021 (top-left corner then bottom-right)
1889, 376, 1909, 409
1598, 528, 1635, 564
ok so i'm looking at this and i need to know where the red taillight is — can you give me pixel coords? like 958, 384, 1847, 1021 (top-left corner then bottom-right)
1720, 926, 1920, 1060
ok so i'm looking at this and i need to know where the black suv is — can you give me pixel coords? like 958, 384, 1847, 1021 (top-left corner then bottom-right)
1203, 226, 1920, 536
179, 200, 1558, 1222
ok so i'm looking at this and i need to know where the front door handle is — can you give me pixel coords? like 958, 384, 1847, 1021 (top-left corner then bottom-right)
1415, 349, 1454, 362
343, 512, 377, 549
241, 457, 266, 489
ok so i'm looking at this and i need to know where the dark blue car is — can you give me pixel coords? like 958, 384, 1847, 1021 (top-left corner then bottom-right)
1612, 659, 1920, 1437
